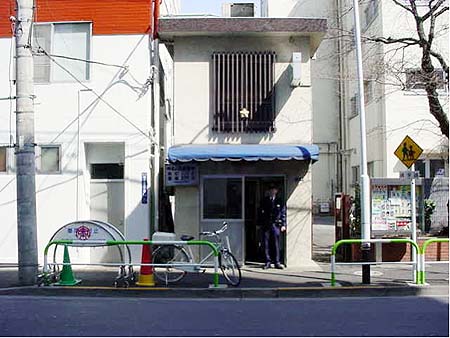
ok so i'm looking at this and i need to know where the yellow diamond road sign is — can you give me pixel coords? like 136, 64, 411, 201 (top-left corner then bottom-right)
394, 135, 423, 169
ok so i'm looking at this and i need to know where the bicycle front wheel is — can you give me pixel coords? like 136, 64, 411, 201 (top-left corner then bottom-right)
220, 251, 242, 286
152, 245, 190, 284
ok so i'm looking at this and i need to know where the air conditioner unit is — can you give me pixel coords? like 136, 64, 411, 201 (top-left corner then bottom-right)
222, 3, 255, 17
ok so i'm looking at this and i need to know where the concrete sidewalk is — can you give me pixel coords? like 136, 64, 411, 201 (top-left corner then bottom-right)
1, 216, 447, 297
0, 261, 447, 294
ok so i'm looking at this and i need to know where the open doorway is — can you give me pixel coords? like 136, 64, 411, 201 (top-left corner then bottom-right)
244, 176, 285, 264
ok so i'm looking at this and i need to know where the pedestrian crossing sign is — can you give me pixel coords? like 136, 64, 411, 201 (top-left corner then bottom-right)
394, 135, 423, 169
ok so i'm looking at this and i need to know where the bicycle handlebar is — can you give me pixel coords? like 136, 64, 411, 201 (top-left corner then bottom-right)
199, 222, 228, 237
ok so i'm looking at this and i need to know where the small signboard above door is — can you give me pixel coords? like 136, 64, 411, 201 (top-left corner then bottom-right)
165, 163, 199, 186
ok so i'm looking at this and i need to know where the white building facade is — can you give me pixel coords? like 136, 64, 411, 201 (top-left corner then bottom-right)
0, 0, 180, 264
263, 0, 449, 204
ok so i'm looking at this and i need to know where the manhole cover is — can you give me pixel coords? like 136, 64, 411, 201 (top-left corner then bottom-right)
353, 270, 383, 277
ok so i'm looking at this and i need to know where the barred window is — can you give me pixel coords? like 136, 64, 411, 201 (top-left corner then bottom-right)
212, 51, 276, 133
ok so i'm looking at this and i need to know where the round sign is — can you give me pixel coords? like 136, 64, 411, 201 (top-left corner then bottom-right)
75, 225, 92, 240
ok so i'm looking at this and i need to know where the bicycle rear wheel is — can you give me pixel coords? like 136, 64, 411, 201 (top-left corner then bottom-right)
152, 245, 190, 284
220, 251, 241, 286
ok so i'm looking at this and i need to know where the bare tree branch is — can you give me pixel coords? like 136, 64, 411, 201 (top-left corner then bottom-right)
366, 36, 420, 46
422, 0, 447, 21
391, 0, 415, 14
430, 49, 449, 76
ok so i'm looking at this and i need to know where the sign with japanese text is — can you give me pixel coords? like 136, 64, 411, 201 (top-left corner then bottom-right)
142, 173, 148, 204
165, 164, 198, 186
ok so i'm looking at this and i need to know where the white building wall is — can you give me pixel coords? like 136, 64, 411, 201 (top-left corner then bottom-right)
381, 1, 449, 177
265, 0, 341, 208
0, 34, 153, 264
340, 0, 448, 187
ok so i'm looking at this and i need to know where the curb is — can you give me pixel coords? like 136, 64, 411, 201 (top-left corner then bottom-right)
0, 284, 447, 299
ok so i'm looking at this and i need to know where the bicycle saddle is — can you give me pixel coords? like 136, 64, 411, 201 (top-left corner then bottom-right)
180, 235, 195, 241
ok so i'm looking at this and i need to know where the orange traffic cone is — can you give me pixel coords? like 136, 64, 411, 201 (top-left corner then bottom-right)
136, 238, 155, 287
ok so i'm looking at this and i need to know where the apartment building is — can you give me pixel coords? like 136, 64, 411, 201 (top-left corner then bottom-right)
0, 0, 179, 263
263, 0, 449, 206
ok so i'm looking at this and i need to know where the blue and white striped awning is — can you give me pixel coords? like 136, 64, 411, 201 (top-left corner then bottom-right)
168, 144, 319, 162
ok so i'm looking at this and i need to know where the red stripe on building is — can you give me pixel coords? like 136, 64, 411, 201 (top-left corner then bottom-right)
0, 0, 152, 38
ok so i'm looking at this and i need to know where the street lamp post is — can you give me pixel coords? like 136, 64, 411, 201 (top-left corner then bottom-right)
352, 0, 371, 284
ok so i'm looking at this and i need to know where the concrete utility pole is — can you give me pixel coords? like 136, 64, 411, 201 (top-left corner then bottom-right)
352, 0, 371, 284
152, 38, 161, 233
149, 0, 161, 233
14, 0, 38, 285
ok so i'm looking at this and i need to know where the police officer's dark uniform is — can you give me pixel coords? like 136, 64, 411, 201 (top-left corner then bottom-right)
260, 189, 286, 269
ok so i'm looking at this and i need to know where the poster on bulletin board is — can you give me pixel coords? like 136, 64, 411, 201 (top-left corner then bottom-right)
371, 179, 423, 235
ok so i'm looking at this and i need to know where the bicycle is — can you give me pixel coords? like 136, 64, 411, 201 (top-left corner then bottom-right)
152, 222, 242, 286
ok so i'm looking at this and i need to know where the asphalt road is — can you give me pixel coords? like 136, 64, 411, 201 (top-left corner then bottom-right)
0, 295, 448, 336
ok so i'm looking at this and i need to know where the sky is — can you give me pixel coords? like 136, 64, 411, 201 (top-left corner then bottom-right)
180, 0, 260, 16
181, 0, 222, 15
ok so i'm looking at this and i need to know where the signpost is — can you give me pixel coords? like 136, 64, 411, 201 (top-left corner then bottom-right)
394, 135, 423, 282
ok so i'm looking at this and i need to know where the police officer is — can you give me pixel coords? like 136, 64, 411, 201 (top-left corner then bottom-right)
260, 184, 286, 269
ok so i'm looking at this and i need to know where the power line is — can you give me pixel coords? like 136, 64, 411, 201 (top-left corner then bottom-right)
33, 33, 151, 146
34, 50, 128, 70
41, 49, 153, 143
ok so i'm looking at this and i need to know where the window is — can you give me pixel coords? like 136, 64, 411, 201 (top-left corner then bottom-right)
203, 178, 242, 219
33, 22, 91, 83
38, 146, 61, 174
349, 27, 356, 49
405, 68, 447, 90
352, 166, 360, 186
368, 161, 375, 177
363, 0, 378, 29
430, 159, 446, 178
350, 95, 358, 118
415, 159, 426, 177
0, 147, 7, 172
364, 80, 373, 103
212, 51, 276, 133
90, 163, 124, 179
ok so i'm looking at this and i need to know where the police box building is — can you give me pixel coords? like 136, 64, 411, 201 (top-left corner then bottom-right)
160, 16, 327, 267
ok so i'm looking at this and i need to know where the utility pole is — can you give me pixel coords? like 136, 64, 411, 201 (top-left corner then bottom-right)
352, 0, 371, 284
14, 0, 38, 285
149, 0, 161, 233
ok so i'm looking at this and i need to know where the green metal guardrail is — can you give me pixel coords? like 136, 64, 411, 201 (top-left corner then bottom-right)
330, 238, 421, 286
418, 238, 449, 285
43, 239, 220, 287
